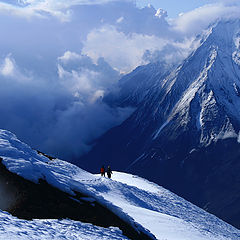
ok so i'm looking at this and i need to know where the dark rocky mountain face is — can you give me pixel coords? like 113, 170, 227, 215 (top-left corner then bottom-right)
79, 20, 240, 228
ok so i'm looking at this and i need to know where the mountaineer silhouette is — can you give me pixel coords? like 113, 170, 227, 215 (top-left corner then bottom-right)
107, 166, 112, 179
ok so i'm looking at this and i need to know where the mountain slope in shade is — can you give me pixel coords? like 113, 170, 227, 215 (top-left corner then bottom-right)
0, 129, 240, 239
80, 20, 240, 228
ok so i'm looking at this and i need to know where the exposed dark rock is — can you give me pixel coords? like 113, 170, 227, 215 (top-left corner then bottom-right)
36, 150, 56, 161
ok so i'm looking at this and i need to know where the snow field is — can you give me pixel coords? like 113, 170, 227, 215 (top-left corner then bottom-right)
0, 211, 128, 240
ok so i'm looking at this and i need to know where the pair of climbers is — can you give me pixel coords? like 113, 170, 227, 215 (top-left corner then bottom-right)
100, 165, 112, 179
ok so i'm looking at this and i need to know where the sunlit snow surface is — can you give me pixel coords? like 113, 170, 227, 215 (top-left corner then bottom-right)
0, 212, 127, 240
0, 129, 239, 240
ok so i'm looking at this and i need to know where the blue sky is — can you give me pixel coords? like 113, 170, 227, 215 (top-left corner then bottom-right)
137, 0, 212, 17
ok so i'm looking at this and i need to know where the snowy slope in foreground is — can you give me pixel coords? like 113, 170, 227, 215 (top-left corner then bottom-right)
0, 211, 127, 240
100, 172, 240, 240
0, 129, 239, 240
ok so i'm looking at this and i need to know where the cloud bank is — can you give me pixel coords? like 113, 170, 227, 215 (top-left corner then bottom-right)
0, 0, 239, 162
172, 2, 240, 35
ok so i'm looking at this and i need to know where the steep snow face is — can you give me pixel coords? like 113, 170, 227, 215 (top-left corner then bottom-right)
0, 129, 240, 240
129, 20, 240, 147
151, 20, 240, 146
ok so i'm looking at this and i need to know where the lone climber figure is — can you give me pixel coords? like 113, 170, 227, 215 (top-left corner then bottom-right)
100, 165, 105, 177
107, 166, 112, 179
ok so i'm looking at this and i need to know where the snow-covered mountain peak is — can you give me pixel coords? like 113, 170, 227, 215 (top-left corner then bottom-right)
149, 19, 240, 145
85, 19, 240, 164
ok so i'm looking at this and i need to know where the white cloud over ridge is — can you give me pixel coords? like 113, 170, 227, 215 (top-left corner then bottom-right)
57, 51, 120, 98
172, 2, 240, 35
0, 0, 239, 162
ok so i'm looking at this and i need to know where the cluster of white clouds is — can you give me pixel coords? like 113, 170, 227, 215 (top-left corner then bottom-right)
82, 25, 168, 73
0, 0, 132, 21
0, 0, 239, 161
57, 51, 119, 99
173, 2, 240, 35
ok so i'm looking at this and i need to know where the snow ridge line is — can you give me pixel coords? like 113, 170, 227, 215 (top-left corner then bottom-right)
0, 129, 156, 240
68, 178, 157, 239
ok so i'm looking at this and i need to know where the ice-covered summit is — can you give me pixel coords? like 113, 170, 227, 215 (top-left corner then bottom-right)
136, 19, 240, 147
164, 19, 240, 145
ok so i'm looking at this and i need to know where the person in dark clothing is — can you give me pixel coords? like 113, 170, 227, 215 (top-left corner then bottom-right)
107, 166, 112, 179
100, 165, 105, 177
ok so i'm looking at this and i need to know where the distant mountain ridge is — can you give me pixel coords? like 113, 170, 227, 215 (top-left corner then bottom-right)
80, 19, 240, 228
